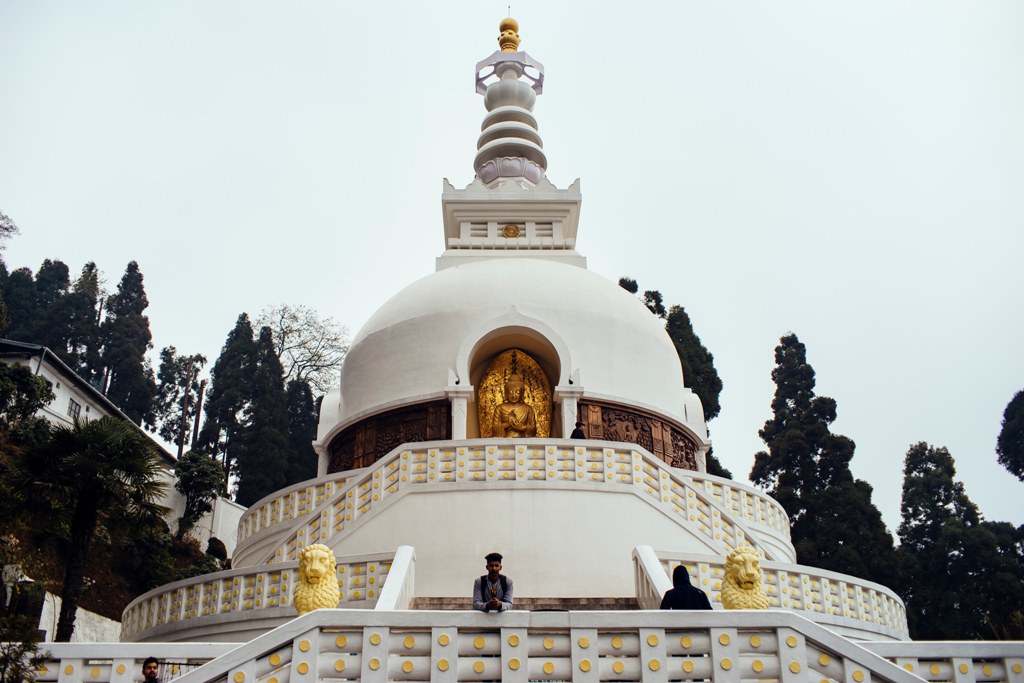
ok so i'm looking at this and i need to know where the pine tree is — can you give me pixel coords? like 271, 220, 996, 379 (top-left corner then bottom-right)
173, 451, 224, 540
153, 347, 207, 452
66, 262, 104, 384
102, 262, 157, 426
31, 259, 74, 357
234, 327, 290, 506
896, 442, 1023, 639
199, 314, 257, 487
996, 389, 1024, 482
3, 268, 37, 342
617, 278, 728, 475
666, 306, 722, 421
750, 334, 897, 586
285, 379, 319, 485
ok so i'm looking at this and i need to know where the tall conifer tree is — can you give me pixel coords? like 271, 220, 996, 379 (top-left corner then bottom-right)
285, 379, 319, 485
896, 442, 1024, 639
996, 389, 1024, 482
102, 262, 156, 426
66, 262, 105, 384
4, 267, 37, 342
234, 327, 290, 506
153, 347, 207, 451
750, 334, 897, 586
199, 314, 257, 487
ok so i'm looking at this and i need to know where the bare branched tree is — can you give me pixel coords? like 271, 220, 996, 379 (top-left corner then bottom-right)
255, 304, 348, 395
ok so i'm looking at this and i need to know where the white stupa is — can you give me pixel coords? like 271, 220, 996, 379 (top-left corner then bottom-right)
120, 19, 907, 644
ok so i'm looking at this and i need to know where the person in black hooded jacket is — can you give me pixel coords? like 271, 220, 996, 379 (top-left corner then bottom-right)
660, 565, 713, 610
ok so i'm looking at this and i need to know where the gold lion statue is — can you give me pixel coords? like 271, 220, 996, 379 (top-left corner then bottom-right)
293, 544, 340, 615
721, 545, 770, 610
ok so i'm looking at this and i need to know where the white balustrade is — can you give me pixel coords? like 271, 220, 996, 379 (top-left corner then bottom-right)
235, 439, 792, 568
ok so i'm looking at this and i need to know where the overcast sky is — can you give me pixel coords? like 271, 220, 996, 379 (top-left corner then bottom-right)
2, 1, 1021, 532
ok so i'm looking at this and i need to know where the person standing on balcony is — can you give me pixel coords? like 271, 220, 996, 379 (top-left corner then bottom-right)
570, 421, 586, 438
473, 552, 514, 612
660, 565, 713, 610
142, 657, 162, 683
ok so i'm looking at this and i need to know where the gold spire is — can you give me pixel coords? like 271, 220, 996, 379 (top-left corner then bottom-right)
498, 17, 520, 52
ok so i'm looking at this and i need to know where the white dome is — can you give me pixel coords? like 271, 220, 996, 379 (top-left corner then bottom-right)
319, 257, 707, 443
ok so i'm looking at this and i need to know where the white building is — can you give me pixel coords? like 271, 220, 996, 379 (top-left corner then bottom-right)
31, 19, 1024, 683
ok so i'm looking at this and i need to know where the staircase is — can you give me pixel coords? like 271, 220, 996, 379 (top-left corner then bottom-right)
410, 596, 639, 610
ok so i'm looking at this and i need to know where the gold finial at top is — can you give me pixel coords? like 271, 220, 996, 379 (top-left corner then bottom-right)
498, 17, 520, 52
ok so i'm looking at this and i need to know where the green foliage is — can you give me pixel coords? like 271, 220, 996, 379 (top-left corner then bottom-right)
751, 334, 897, 587
234, 327, 290, 506
703, 447, 732, 479
65, 263, 105, 384
153, 347, 207, 450
897, 442, 1024, 639
7, 416, 167, 640
102, 262, 157, 427
285, 380, 319, 485
996, 389, 1024, 482
665, 306, 722, 421
0, 614, 49, 683
616, 278, 726, 475
173, 451, 224, 540
198, 313, 257, 485
0, 364, 54, 430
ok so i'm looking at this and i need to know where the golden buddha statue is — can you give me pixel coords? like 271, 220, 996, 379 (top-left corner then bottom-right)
477, 349, 551, 438
494, 374, 537, 437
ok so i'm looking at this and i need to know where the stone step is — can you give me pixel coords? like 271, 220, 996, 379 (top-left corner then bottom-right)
409, 597, 640, 611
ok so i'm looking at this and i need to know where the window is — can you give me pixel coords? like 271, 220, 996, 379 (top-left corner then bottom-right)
68, 398, 81, 420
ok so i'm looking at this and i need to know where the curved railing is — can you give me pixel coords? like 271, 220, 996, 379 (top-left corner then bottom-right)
638, 547, 909, 640
120, 551, 398, 642
236, 474, 351, 545
233, 439, 793, 567
40, 612, 1024, 683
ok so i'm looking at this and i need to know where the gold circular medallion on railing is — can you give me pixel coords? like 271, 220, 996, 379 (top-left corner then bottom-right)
578, 637, 590, 648
649, 659, 662, 671
683, 660, 695, 673
613, 661, 625, 674
718, 634, 730, 645
296, 662, 309, 674
749, 635, 761, 648
368, 658, 381, 671
404, 636, 415, 649
507, 634, 520, 647
543, 637, 555, 650
680, 636, 693, 648
269, 654, 281, 667
983, 665, 993, 676
959, 664, 969, 675
437, 659, 449, 671
473, 661, 485, 674
720, 658, 732, 671
474, 636, 486, 649
579, 659, 592, 672
853, 670, 865, 681
402, 661, 414, 673
786, 635, 798, 648
116, 665, 126, 675
818, 654, 830, 666
91, 667, 100, 678
647, 634, 659, 646
509, 658, 521, 671
335, 635, 347, 648
752, 660, 765, 673
437, 633, 450, 646
233, 672, 245, 683
334, 660, 346, 672
930, 664, 941, 675
369, 633, 382, 645
299, 640, 310, 652
1013, 664, 1023, 675
611, 636, 623, 649
64, 666, 74, 675
789, 662, 802, 674
269, 678, 278, 683
543, 662, 555, 675
902, 664, 914, 672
